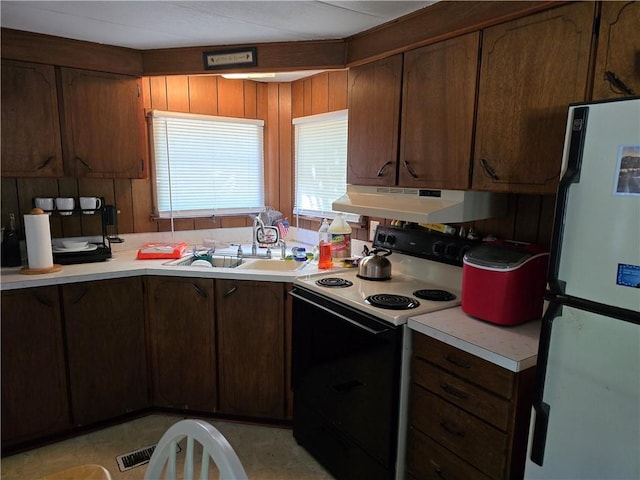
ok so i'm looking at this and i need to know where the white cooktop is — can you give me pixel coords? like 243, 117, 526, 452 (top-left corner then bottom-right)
294, 267, 461, 326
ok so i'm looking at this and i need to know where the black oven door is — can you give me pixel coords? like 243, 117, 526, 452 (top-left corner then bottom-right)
290, 286, 402, 480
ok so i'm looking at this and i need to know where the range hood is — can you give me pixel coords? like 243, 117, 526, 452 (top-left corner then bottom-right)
332, 185, 506, 224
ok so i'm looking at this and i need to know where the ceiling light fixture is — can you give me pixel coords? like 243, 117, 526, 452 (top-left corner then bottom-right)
221, 73, 276, 80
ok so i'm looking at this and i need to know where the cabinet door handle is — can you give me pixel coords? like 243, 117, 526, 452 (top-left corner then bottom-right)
192, 283, 208, 298
444, 354, 471, 369
376, 161, 393, 177
429, 459, 452, 480
402, 160, 418, 179
71, 288, 88, 304
76, 156, 93, 171
440, 420, 465, 437
34, 293, 54, 308
37, 156, 55, 170
604, 70, 636, 96
223, 285, 238, 298
440, 382, 468, 399
480, 158, 499, 180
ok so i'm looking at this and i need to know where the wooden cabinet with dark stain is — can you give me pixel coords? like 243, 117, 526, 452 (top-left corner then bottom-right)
406, 333, 536, 480
62, 277, 148, 426
347, 33, 480, 190
472, 2, 595, 194
399, 32, 479, 189
1, 60, 64, 177
146, 276, 216, 411
216, 279, 286, 419
1, 286, 71, 448
59, 67, 147, 178
592, 1, 640, 100
347, 54, 403, 186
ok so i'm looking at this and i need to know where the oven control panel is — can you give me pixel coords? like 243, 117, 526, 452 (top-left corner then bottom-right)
372, 225, 482, 266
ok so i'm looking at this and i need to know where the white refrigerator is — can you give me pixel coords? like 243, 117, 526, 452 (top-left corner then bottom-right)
525, 97, 640, 479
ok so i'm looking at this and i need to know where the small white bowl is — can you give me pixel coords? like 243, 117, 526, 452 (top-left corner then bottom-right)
191, 259, 213, 268
62, 240, 88, 249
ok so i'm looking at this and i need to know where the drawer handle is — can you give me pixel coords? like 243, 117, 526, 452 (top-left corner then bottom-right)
444, 354, 471, 369
440, 383, 468, 399
37, 156, 55, 170
429, 459, 452, 480
440, 421, 465, 438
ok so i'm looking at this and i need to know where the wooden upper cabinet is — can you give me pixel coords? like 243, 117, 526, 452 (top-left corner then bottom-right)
59, 67, 147, 178
472, 2, 595, 194
399, 33, 479, 189
347, 54, 402, 186
1, 60, 64, 177
592, 1, 640, 100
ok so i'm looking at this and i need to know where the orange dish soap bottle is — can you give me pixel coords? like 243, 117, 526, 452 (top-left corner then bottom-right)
329, 213, 352, 259
318, 218, 332, 269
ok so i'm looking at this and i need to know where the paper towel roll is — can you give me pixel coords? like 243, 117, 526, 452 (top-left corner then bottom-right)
24, 212, 54, 270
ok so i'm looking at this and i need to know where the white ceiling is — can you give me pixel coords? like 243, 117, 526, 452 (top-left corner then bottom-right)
0, 1, 434, 49
1, 1, 434, 80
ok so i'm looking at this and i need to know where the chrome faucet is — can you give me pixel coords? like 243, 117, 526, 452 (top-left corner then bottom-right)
277, 238, 287, 258
251, 214, 266, 256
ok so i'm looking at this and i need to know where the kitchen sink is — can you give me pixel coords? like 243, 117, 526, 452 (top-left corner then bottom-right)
163, 255, 243, 268
236, 259, 309, 272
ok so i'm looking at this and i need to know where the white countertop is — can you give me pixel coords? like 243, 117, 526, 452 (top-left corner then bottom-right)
0, 247, 335, 290
409, 307, 541, 372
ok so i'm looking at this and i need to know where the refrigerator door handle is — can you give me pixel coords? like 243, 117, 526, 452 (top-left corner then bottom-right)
529, 300, 562, 466
548, 106, 589, 295
531, 401, 551, 466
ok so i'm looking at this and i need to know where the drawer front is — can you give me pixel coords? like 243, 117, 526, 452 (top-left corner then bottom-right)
412, 357, 511, 430
407, 426, 493, 480
411, 386, 507, 479
413, 333, 514, 399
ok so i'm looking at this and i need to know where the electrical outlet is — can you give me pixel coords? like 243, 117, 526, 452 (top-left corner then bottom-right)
369, 220, 380, 241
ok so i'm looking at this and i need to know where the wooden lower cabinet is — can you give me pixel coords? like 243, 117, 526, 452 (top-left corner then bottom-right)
62, 277, 149, 426
407, 333, 535, 480
146, 276, 216, 411
1, 286, 71, 448
216, 279, 286, 419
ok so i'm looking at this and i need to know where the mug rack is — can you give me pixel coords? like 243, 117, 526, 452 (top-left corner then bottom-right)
32, 197, 122, 265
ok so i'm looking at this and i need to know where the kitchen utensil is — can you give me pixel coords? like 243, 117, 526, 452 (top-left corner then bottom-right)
55, 197, 74, 215
79, 196, 102, 214
34, 197, 55, 213
357, 246, 392, 280
62, 240, 89, 249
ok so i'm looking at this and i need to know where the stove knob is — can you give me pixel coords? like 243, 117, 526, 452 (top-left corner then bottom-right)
385, 234, 396, 246
445, 243, 459, 259
433, 241, 444, 256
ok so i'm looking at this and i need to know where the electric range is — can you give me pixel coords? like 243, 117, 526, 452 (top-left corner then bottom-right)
291, 225, 482, 480
293, 224, 480, 326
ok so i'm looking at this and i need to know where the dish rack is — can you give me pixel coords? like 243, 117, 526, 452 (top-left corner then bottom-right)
34, 197, 120, 265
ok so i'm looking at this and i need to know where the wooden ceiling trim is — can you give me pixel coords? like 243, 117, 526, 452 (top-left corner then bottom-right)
345, 1, 565, 66
140, 40, 346, 76
0, 28, 143, 76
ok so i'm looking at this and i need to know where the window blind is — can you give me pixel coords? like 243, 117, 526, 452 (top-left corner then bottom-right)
150, 110, 265, 218
294, 110, 355, 221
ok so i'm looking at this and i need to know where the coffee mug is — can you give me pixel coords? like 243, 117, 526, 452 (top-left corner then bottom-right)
55, 197, 74, 215
34, 197, 55, 213
79, 196, 102, 214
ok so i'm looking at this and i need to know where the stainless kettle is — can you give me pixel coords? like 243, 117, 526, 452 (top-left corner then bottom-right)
358, 246, 392, 280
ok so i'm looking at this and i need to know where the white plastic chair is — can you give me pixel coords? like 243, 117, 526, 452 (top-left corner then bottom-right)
144, 419, 248, 480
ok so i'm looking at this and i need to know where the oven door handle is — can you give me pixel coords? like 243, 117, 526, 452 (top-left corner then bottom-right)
289, 290, 390, 335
